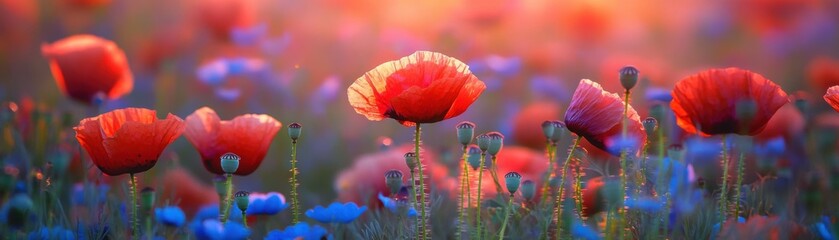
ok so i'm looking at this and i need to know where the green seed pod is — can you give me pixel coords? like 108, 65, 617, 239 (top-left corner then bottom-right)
486, 132, 504, 155
505, 172, 522, 195
235, 191, 250, 212
456, 121, 476, 146
476, 134, 490, 152
288, 122, 302, 141
140, 187, 156, 212
384, 169, 404, 195
541, 121, 555, 141
643, 117, 658, 137
220, 153, 240, 174
520, 180, 536, 201
466, 145, 482, 170
619, 65, 639, 91
404, 152, 417, 171
549, 121, 566, 143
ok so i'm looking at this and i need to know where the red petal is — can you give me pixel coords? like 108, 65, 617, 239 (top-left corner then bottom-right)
824, 86, 839, 113
565, 79, 625, 138
41, 35, 133, 104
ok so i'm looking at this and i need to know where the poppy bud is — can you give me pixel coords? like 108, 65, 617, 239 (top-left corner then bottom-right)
619, 66, 639, 91
520, 180, 536, 201
505, 172, 522, 195
643, 117, 658, 137
476, 134, 490, 152
541, 121, 555, 141
486, 132, 504, 155
549, 121, 566, 143
668, 144, 685, 161
288, 122, 302, 141
220, 152, 240, 174
404, 152, 417, 171
456, 121, 476, 146
213, 175, 227, 196
384, 169, 404, 195
140, 187, 156, 212
7, 193, 34, 228
235, 191, 249, 212
466, 145, 482, 170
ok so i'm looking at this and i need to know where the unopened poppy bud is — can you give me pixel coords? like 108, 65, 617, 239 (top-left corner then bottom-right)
643, 117, 658, 137
384, 169, 404, 195
549, 121, 566, 143
486, 132, 504, 155
520, 180, 536, 201
235, 191, 249, 212
668, 144, 685, 161
288, 123, 302, 141
213, 175, 227, 195
476, 134, 490, 152
140, 187, 156, 212
619, 66, 639, 91
404, 152, 417, 171
220, 152, 240, 174
466, 145, 482, 170
456, 121, 476, 146
541, 121, 555, 141
735, 99, 758, 122
505, 172, 522, 195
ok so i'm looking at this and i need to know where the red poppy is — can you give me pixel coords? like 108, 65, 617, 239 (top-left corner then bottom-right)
564, 79, 645, 156
347, 51, 486, 126
42, 35, 133, 104
511, 101, 562, 150
158, 168, 220, 218
197, 0, 256, 40
808, 57, 839, 93
824, 86, 839, 113
582, 176, 607, 217
74, 108, 185, 176
474, 146, 549, 199
671, 68, 789, 136
184, 107, 281, 176
63, 0, 110, 8
754, 103, 804, 142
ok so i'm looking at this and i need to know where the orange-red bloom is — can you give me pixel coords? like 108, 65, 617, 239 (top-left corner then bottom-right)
564, 79, 645, 156
74, 108, 184, 176
824, 86, 839, 113
42, 35, 133, 104
754, 103, 804, 142
671, 68, 789, 136
809, 57, 839, 93
347, 51, 486, 126
511, 101, 562, 149
184, 107, 281, 175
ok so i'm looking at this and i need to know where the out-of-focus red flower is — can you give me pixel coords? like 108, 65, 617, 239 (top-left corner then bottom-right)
582, 176, 606, 217
0, 0, 37, 53
196, 0, 256, 40
475, 146, 548, 198
74, 108, 185, 176
63, 0, 110, 8
718, 215, 807, 239
560, 1, 613, 44
824, 86, 839, 113
671, 68, 789, 136
754, 103, 804, 142
335, 144, 454, 205
808, 57, 839, 93
41, 35, 133, 104
347, 51, 486, 127
564, 79, 645, 156
739, 0, 818, 34
511, 101, 562, 149
184, 107, 281, 176
158, 168, 220, 218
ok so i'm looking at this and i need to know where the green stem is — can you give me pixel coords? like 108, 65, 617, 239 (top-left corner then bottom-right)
554, 136, 581, 239
290, 140, 300, 224
540, 142, 555, 205
409, 169, 418, 238
718, 135, 730, 224
457, 147, 468, 240
129, 173, 138, 239
734, 151, 745, 219
617, 89, 631, 240
573, 159, 584, 220
221, 174, 233, 223
242, 212, 248, 228
145, 214, 152, 240
498, 195, 514, 240
475, 152, 486, 240
490, 155, 503, 195
414, 124, 428, 240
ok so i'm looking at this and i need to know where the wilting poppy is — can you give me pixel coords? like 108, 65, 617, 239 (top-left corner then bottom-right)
184, 107, 281, 176
511, 101, 562, 149
347, 51, 486, 126
158, 168, 220, 217
823, 86, 839, 112
42, 35, 133, 104
564, 79, 645, 156
809, 57, 839, 93
74, 108, 184, 176
670, 68, 788, 136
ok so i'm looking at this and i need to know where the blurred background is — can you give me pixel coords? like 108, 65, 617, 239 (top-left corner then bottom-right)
2, 0, 839, 204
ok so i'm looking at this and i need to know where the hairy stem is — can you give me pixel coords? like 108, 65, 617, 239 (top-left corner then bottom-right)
734, 151, 745, 219
475, 152, 486, 240
290, 140, 300, 224
540, 142, 555, 205
554, 136, 581, 239
457, 146, 468, 240
498, 195, 514, 240
490, 155, 503, 195
414, 124, 429, 239
221, 174, 233, 223
718, 135, 730, 224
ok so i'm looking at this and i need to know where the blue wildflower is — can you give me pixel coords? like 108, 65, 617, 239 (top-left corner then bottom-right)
230, 23, 268, 46
155, 206, 186, 227
265, 222, 332, 240
606, 134, 641, 155
191, 219, 250, 240
377, 193, 418, 217
193, 204, 243, 223
645, 87, 673, 102
684, 137, 722, 163
530, 75, 570, 102
570, 222, 600, 240
248, 192, 288, 215
196, 60, 229, 86
754, 137, 786, 157
407, 208, 417, 218
71, 183, 109, 206
305, 202, 367, 224
27, 226, 75, 240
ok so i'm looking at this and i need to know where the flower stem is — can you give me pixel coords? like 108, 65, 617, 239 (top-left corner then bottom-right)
490, 155, 504, 195
242, 212, 248, 228
414, 124, 429, 240
573, 158, 584, 220
554, 136, 581, 239
734, 151, 745, 219
290, 139, 300, 224
498, 195, 514, 240
221, 174, 233, 223
474, 152, 486, 240
129, 173, 138, 239
457, 147, 468, 240
540, 142, 555, 205
718, 135, 730, 224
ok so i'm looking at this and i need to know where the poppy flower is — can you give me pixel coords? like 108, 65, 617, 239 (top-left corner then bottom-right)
347, 51, 486, 126
754, 103, 804, 142
155, 206, 187, 227
158, 168, 220, 217
184, 107, 281, 176
581, 176, 606, 217
670, 68, 789, 136
74, 108, 184, 176
824, 86, 839, 112
564, 79, 645, 156
511, 101, 562, 149
42, 35, 133, 104
809, 57, 839, 92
